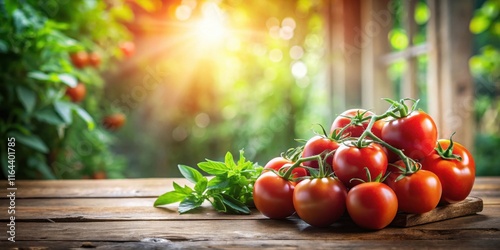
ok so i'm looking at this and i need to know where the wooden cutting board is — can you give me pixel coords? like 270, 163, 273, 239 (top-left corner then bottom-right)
390, 196, 484, 227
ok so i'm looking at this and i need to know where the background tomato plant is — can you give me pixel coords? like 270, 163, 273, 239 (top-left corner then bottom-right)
0, 0, 141, 179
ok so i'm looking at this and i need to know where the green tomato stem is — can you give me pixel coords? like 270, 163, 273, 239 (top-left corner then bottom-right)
282, 155, 321, 180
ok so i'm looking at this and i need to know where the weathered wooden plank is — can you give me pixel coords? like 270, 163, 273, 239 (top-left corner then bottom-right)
0, 178, 183, 198
0, 197, 493, 223
2, 239, 500, 250
391, 197, 483, 227
0, 205, 266, 222
4, 215, 499, 242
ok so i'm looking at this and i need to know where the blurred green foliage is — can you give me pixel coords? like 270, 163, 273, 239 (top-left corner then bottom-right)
0, 0, 134, 179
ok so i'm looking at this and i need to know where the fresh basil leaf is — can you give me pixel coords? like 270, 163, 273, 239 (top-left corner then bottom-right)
154, 191, 188, 206
178, 196, 203, 214
173, 182, 193, 195
224, 151, 237, 170
220, 193, 250, 215
178, 165, 204, 184
194, 177, 208, 194
198, 160, 228, 175
207, 177, 230, 190
211, 195, 226, 213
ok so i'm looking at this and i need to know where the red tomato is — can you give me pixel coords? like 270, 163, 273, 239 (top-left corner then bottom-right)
120, 41, 135, 57
253, 171, 295, 219
332, 142, 388, 188
420, 140, 475, 204
381, 111, 437, 160
301, 135, 339, 170
88, 52, 101, 67
65, 83, 86, 102
385, 162, 442, 214
330, 109, 374, 138
263, 157, 308, 179
293, 177, 347, 227
346, 182, 398, 230
70, 51, 89, 68
103, 113, 126, 131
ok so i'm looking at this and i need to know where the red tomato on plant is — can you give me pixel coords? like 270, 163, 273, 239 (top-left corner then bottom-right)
381, 111, 437, 160
293, 177, 347, 227
70, 51, 89, 68
332, 142, 388, 188
420, 138, 475, 204
88, 52, 101, 67
103, 113, 126, 131
385, 161, 442, 214
263, 157, 308, 179
346, 182, 398, 230
330, 109, 374, 138
253, 171, 295, 219
120, 41, 135, 57
301, 135, 339, 170
65, 83, 86, 102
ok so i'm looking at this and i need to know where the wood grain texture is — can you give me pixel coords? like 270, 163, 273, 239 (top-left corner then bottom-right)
2, 239, 500, 250
391, 197, 483, 227
0, 177, 498, 249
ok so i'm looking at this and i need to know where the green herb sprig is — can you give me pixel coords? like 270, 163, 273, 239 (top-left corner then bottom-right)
154, 150, 263, 214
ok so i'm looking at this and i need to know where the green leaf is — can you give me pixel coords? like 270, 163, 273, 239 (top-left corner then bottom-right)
28, 71, 50, 81
16, 86, 36, 113
207, 177, 230, 190
173, 182, 193, 195
54, 101, 73, 124
58, 74, 77, 87
178, 165, 204, 184
71, 105, 95, 130
12, 9, 29, 33
198, 160, 228, 175
225, 151, 237, 169
34, 106, 65, 125
27, 156, 55, 179
220, 193, 250, 214
8, 131, 48, 153
178, 196, 203, 214
154, 191, 188, 206
211, 195, 226, 213
194, 177, 208, 194
0, 40, 8, 53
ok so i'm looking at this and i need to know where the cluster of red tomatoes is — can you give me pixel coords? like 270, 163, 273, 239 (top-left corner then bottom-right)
65, 42, 134, 131
253, 98, 475, 230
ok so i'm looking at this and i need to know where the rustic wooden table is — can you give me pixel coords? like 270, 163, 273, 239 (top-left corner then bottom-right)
1, 177, 499, 249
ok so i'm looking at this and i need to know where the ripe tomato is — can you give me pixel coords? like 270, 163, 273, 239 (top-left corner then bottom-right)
103, 113, 126, 131
88, 52, 101, 67
346, 182, 398, 230
263, 157, 308, 179
92, 171, 107, 179
70, 51, 89, 68
293, 177, 347, 227
120, 41, 135, 57
65, 83, 86, 102
330, 109, 374, 138
301, 135, 339, 170
332, 142, 388, 188
381, 111, 437, 160
253, 171, 295, 219
420, 140, 475, 204
385, 162, 442, 214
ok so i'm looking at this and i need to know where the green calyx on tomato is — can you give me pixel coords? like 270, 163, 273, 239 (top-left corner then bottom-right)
382, 98, 420, 119
435, 132, 462, 161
